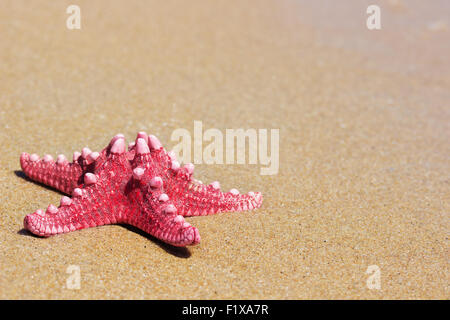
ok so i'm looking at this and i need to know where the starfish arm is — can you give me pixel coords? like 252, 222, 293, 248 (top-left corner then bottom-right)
19, 134, 125, 194
128, 142, 201, 246
23, 137, 134, 237
135, 203, 201, 247
20, 152, 83, 194
129, 133, 263, 217
23, 186, 132, 237
168, 180, 263, 216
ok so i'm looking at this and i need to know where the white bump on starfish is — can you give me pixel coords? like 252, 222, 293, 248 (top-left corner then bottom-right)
110, 137, 126, 154
86, 152, 99, 164
43, 154, 53, 163
158, 193, 169, 202
73, 188, 83, 197
174, 215, 184, 223
229, 188, 239, 195
210, 181, 220, 190
30, 154, 40, 162
73, 151, 81, 162
164, 204, 177, 214
184, 163, 195, 175
137, 131, 148, 144
46, 204, 58, 214
36, 209, 45, 216
84, 173, 97, 185
248, 191, 255, 197
171, 160, 180, 171
133, 167, 145, 180
148, 135, 162, 150
109, 134, 125, 146
60, 196, 72, 206
136, 138, 150, 154
57, 154, 67, 165
107, 134, 126, 151
150, 176, 163, 188
81, 147, 92, 159
183, 222, 191, 228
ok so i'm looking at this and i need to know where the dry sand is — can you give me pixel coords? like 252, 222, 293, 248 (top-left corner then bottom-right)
0, 0, 448, 299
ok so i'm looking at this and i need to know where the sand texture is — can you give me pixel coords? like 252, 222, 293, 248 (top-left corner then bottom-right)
0, 0, 449, 299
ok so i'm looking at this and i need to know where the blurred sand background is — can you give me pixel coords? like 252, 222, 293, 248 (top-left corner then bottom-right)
0, 0, 448, 299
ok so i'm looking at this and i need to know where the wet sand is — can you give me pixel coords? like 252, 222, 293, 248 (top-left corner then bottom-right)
0, 0, 448, 299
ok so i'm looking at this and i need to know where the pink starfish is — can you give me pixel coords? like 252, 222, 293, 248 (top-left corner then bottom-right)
19, 132, 263, 246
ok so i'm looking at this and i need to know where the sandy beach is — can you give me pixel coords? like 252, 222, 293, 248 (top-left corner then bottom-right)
0, 0, 448, 299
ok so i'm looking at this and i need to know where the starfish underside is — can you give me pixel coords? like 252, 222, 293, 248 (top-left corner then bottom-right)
20, 132, 263, 246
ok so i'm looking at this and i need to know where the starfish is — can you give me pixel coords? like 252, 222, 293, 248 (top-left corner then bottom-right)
19, 132, 263, 246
